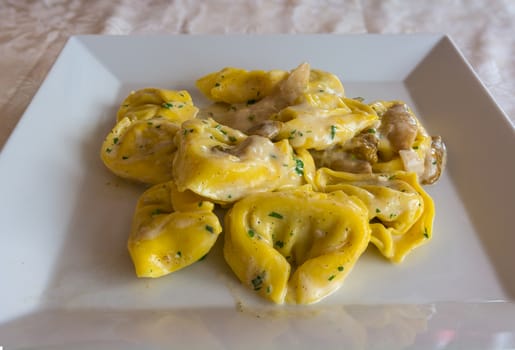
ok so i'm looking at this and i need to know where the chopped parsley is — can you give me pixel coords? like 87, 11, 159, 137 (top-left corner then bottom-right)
214, 82, 221, 87
294, 158, 304, 176
205, 225, 214, 233
353, 96, 365, 102
176, 251, 182, 258
113, 137, 119, 144
161, 102, 173, 109
251, 272, 265, 291
423, 227, 429, 239
215, 124, 227, 135
228, 136, 237, 143
268, 211, 283, 219
274, 240, 284, 248
105, 148, 112, 153
367, 128, 376, 134
375, 208, 381, 214
338, 266, 344, 271
328, 275, 335, 281
122, 156, 129, 160
330, 125, 337, 140
151, 208, 163, 216
248, 229, 256, 238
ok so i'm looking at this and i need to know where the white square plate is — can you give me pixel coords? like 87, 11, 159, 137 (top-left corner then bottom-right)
1, 35, 514, 349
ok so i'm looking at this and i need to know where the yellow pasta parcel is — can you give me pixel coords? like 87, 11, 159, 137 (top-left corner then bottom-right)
101, 88, 198, 184
224, 187, 371, 304
116, 88, 198, 123
128, 181, 222, 278
172, 118, 307, 204
196, 67, 288, 104
101, 116, 179, 184
315, 168, 435, 263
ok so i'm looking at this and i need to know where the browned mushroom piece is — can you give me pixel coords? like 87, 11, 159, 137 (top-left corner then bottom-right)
343, 132, 379, 164
310, 146, 373, 174
421, 136, 447, 185
246, 120, 283, 139
379, 104, 418, 151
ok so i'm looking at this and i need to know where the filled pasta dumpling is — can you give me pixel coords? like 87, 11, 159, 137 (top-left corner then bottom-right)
173, 118, 311, 204
101, 88, 198, 184
128, 181, 222, 278
314, 168, 434, 263
223, 187, 371, 304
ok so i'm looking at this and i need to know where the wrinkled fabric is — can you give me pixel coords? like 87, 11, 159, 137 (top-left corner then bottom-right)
0, 0, 513, 149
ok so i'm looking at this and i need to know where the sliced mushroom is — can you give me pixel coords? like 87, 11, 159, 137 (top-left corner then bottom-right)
310, 147, 373, 174
343, 132, 379, 164
247, 120, 283, 139
379, 104, 418, 151
421, 136, 447, 185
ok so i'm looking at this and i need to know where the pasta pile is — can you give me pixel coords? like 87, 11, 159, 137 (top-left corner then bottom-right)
100, 63, 446, 304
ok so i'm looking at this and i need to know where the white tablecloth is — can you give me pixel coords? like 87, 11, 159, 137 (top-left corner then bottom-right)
1, 0, 514, 149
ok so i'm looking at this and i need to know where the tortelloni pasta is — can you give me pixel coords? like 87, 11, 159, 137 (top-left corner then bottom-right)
172, 117, 311, 204
128, 181, 222, 278
101, 88, 198, 184
314, 168, 434, 263
223, 187, 371, 304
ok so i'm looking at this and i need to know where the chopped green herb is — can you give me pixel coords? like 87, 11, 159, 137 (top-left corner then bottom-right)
328, 275, 335, 281
338, 266, 344, 272
113, 137, 119, 144
353, 96, 365, 102
251, 272, 265, 291
176, 251, 182, 257
215, 124, 227, 135
155, 125, 161, 129
319, 89, 325, 92
330, 125, 337, 140
367, 128, 376, 134
432, 160, 437, 165
412, 145, 419, 150
247, 99, 257, 105
268, 211, 283, 219
198, 201, 203, 207
106, 148, 112, 153
266, 286, 271, 294
205, 225, 214, 233
215, 82, 221, 87
228, 136, 237, 143
151, 208, 163, 216
122, 156, 129, 160
178, 104, 184, 109
248, 229, 255, 238
227, 194, 232, 199
423, 227, 429, 239
375, 208, 381, 214
294, 158, 304, 176
274, 240, 284, 248
162, 102, 173, 109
